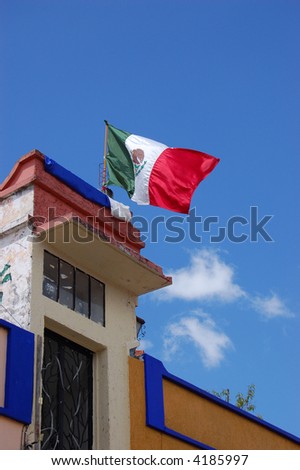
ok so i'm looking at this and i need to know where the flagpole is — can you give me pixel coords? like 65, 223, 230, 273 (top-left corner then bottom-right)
102, 120, 109, 193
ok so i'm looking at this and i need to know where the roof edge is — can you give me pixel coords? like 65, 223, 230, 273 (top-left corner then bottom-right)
0, 149, 45, 197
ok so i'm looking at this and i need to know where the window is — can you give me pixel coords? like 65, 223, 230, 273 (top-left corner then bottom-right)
43, 251, 105, 325
41, 329, 93, 450
75, 270, 89, 317
43, 252, 58, 301
59, 260, 74, 309
90, 277, 104, 324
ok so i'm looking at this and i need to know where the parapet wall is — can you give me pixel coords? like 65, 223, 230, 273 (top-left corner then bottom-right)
128, 355, 300, 450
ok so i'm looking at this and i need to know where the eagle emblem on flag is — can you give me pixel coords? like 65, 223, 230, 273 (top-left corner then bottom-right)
131, 148, 147, 176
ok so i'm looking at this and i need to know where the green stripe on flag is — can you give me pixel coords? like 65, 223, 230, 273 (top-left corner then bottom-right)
105, 123, 135, 198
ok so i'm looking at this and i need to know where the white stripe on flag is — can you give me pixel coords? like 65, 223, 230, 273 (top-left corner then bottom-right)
108, 197, 132, 221
125, 134, 167, 204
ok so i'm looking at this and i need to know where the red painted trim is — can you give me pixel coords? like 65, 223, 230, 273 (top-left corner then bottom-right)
0, 150, 144, 253
31, 214, 172, 281
0, 149, 44, 197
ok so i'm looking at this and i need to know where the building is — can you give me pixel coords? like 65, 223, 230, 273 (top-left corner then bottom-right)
1, 150, 299, 450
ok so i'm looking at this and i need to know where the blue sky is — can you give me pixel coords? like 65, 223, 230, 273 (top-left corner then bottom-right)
1, 0, 299, 437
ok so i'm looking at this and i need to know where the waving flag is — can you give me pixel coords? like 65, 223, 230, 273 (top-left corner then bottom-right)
105, 122, 220, 214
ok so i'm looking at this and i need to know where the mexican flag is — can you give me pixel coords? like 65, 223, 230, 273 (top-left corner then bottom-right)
105, 122, 220, 214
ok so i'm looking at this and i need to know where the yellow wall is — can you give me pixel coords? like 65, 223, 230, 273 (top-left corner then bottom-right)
129, 357, 300, 450
129, 357, 201, 450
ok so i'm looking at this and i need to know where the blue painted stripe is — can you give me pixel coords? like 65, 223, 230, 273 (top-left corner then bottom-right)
0, 319, 34, 424
144, 354, 165, 429
144, 353, 214, 449
44, 156, 111, 210
143, 353, 300, 448
163, 427, 214, 450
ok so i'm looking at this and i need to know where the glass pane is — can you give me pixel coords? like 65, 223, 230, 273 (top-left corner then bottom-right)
75, 270, 89, 317
59, 260, 74, 309
90, 278, 104, 325
43, 252, 58, 301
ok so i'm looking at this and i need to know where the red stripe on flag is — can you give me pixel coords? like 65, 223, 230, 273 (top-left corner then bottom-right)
149, 148, 220, 213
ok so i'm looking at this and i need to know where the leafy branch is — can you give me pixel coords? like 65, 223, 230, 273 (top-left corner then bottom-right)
212, 384, 262, 418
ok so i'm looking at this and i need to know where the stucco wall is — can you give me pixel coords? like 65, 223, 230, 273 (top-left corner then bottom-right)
0, 186, 33, 233
0, 416, 23, 450
129, 358, 197, 450
1, 153, 170, 451
163, 379, 299, 450
0, 187, 34, 329
128, 357, 300, 450
28, 238, 139, 449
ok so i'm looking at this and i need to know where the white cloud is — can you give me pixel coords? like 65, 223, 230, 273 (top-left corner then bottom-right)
158, 249, 245, 302
163, 310, 233, 368
251, 293, 294, 319
154, 249, 295, 324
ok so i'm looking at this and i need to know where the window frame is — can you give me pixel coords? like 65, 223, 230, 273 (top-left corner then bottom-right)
43, 250, 105, 326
